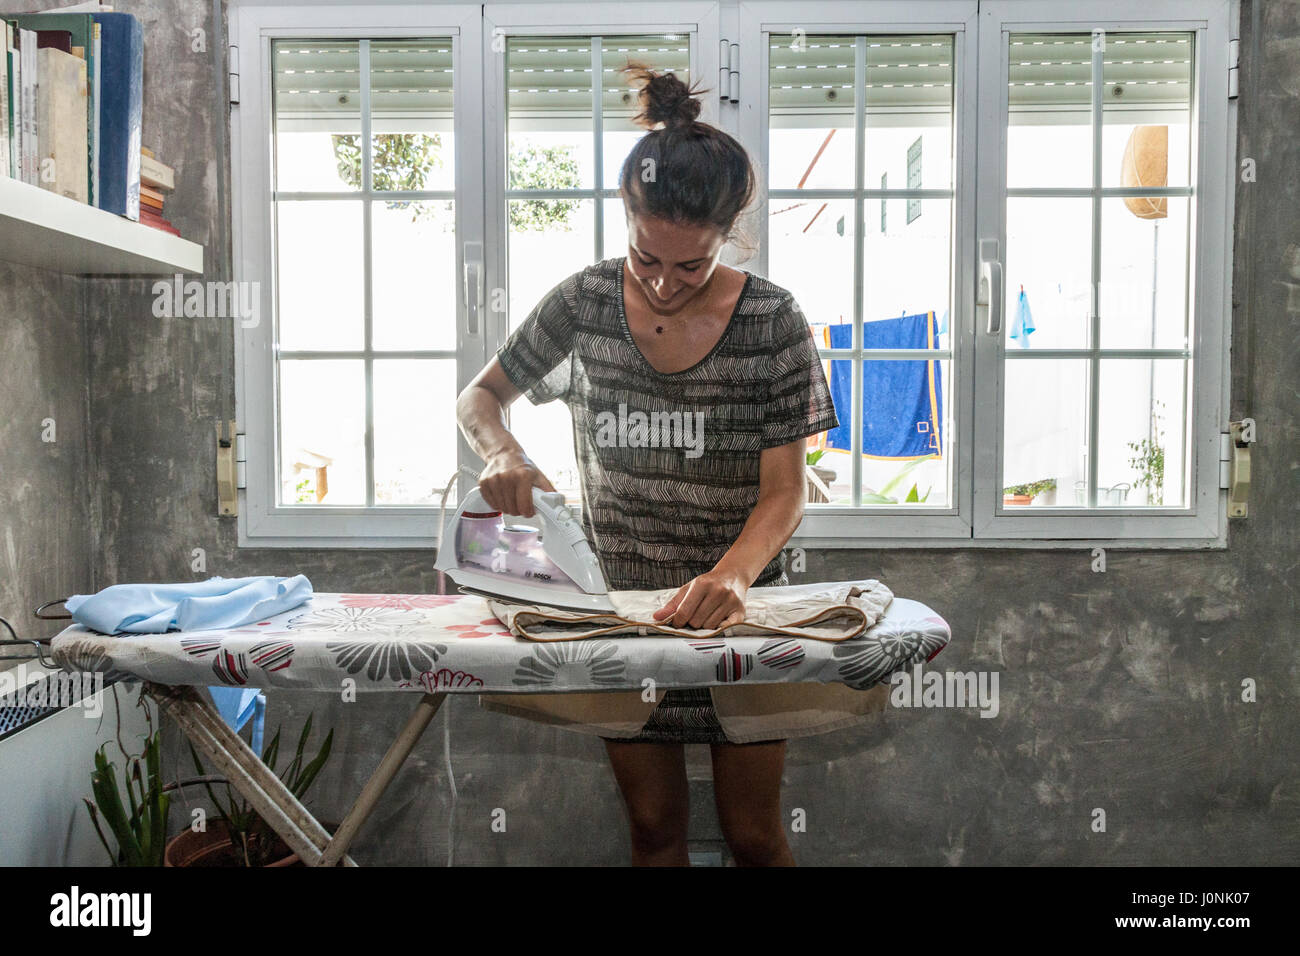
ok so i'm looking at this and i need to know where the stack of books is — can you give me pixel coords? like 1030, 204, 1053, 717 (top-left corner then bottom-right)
1, 7, 179, 237
139, 146, 177, 235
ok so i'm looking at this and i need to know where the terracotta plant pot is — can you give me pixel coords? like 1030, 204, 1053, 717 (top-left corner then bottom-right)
164, 819, 301, 867
1003, 493, 1034, 506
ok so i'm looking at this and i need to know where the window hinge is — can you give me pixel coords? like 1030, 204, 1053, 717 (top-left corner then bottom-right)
719, 40, 738, 104
229, 42, 240, 105
217, 421, 245, 517
1228, 37, 1240, 99
1220, 422, 1253, 518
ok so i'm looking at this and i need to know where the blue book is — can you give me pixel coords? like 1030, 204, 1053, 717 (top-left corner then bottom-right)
92, 12, 141, 219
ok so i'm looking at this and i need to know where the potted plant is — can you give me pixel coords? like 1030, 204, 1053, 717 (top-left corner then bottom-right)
861, 454, 937, 505
1127, 401, 1166, 505
83, 702, 170, 867
1003, 477, 1056, 506
166, 713, 334, 867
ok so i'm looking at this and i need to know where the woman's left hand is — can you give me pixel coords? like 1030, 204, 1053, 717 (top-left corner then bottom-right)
652, 567, 749, 630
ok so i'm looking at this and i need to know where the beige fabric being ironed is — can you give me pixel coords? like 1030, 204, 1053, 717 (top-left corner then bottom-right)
487, 580, 894, 643
479, 579, 895, 743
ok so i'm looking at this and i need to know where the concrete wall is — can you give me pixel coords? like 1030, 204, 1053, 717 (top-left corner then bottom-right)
2, 0, 1294, 865
0, 259, 91, 654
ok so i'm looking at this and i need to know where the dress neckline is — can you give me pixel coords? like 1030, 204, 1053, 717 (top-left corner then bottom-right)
615, 257, 752, 378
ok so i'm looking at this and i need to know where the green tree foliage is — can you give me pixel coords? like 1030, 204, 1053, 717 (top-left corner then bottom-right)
507, 144, 582, 230
330, 133, 580, 230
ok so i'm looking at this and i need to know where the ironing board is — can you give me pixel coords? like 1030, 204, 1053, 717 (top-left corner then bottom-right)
49, 591, 950, 867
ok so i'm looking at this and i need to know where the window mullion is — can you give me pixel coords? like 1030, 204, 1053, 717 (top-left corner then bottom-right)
1086, 34, 1103, 509
361, 38, 376, 508
850, 35, 867, 507
593, 37, 604, 263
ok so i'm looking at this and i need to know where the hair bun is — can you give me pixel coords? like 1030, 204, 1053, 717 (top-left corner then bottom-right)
623, 63, 703, 130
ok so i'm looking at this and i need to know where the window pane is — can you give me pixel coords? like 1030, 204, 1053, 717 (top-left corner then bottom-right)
864, 198, 951, 338
509, 401, 580, 504
507, 37, 595, 190
1102, 32, 1192, 188
370, 39, 455, 192
372, 200, 457, 350
508, 198, 595, 331
864, 36, 953, 189
807, 355, 851, 505
1098, 358, 1188, 507
273, 40, 361, 192
279, 360, 366, 505
1003, 359, 1088, 508
769, 197, 855, 332
373, 360, 459, 504
603, 196, 628, 259
769, 35, 856, 190
1005, 197, 1092, 350
859, 358, 949, 506
1007, 34, 1092, 188
601, 35, 690, 185
1099, 197, 1189, 350
276, 200, 364, 350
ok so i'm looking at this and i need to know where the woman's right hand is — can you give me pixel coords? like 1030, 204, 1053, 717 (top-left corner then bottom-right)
478, 451, 556, 518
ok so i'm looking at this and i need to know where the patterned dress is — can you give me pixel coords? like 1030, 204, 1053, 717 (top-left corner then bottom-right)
495, 257, 839, 743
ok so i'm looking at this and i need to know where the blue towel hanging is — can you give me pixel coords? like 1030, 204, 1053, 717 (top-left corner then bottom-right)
825, 312, 943, 459
1010, 286, 1035, 348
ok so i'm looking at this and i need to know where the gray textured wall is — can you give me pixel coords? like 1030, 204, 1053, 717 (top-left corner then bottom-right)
0, 262, 90, 651
3, 0, 1295, 865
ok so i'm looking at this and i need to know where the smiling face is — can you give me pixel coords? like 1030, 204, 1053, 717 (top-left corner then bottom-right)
624, 213, 728, 316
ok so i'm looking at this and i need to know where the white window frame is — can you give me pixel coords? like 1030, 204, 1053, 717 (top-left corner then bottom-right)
971, 0, 1233, 546
737, 0, 1235, 549
232, 2, 484, 547
478, 2, 723, 505
738, 0, 980, 544
229, 0, 1235, 551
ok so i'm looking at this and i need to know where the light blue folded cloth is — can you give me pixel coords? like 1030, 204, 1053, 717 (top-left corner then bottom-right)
65, 575, 313, 634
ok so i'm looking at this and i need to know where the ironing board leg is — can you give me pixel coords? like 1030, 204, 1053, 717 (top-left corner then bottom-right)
318, 692, 446, 867
147, 683, 357, 867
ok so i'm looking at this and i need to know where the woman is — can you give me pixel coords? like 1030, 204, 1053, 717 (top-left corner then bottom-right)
456, 66, 849, 866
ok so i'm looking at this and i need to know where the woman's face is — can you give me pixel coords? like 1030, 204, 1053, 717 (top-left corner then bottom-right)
624, 213, 727, 316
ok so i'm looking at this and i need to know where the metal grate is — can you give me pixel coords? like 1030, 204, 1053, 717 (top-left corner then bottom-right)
0, 672, 117, 743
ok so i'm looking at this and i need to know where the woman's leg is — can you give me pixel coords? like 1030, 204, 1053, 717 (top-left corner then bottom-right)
709, 740, 796, 866
603, 739, 691, 866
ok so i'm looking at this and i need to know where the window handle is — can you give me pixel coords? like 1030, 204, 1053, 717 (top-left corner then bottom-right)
978, 239, 1003, 336
463, 241, 484, 336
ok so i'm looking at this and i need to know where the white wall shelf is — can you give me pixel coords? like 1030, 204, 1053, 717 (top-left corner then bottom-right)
0, 176, 204, 276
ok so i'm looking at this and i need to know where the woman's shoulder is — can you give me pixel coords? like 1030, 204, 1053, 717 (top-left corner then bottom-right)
562, 257, 625, 304
731, 268, 802, 325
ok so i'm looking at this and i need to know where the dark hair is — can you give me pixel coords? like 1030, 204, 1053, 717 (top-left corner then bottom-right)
618, 63, 757, 246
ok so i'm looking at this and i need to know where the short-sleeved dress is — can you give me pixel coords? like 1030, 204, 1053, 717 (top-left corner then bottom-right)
491, 256, 838, 744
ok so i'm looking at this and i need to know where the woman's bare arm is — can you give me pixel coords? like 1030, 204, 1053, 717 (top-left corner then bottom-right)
713, 438, 807, 584
654, 438, 807, 629
455, 358, 554, 517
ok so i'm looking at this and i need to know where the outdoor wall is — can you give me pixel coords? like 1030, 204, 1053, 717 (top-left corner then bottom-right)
6, 0, 1291, 865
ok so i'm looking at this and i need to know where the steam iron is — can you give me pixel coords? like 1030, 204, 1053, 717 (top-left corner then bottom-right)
435, 486, 616, 613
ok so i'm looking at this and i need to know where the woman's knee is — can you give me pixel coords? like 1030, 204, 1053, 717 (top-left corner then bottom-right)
716, 806, 788, 863
623, 794, 688, 850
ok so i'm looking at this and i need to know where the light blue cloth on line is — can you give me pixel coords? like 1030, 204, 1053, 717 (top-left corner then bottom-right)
65, 575, 313, 634
1010, 287, 1035, 348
